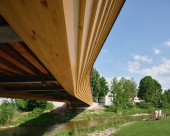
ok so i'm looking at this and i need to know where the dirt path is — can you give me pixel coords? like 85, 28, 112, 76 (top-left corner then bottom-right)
87, 122, 136, 136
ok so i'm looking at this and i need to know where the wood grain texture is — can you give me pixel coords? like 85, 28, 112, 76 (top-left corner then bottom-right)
0, 0, 125, 105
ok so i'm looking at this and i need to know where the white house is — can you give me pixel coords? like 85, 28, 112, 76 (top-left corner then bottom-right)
104, 91, 113, 106
133, 96, 140, 103
131, 96, 144, 103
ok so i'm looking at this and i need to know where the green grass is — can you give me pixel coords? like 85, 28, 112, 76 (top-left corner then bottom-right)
71, 109, 117, 121
15, 111, 79, 126
113, 116, 170, 136
71, 107, 155, 121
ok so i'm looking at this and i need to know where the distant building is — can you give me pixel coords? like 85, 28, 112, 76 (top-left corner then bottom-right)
133, 96, 140, 103
104, 91, 113, 106
129, 96, 144, 103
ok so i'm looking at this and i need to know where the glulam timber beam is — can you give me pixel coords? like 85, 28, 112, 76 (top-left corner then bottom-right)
0, 90, 60, 101
0, 0, 125, 105
0, 75, 56, 84
1, 86, 63, 91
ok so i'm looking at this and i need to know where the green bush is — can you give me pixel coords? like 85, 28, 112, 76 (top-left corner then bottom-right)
0, 102, 17, 125
104, 105, 116, 112
15, 99, 28, 111
27, 100, 47, 111
15, 99, 48, 111
126, 103, 135, 109
162, 103, 170, 109
32, 108, 43, 116
136, 102, 153, 109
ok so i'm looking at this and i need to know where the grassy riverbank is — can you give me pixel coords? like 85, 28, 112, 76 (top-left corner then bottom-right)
45, 107, 170, 136
12, 107, 155, 126
45, 117, 143, 136
113, 116, 170, 136
1, 106, 170, 127
1, 106, 170, 136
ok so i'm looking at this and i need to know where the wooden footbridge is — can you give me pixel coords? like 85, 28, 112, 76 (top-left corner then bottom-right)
0, 0, 124, 107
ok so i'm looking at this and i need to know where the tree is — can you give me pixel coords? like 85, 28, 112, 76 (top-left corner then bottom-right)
120, 77, 137, 99
111, 77, 137, 111
110, 77, 122, 112
138, 76, 162, 106
98, 76, 109, 101
91, 68, 109, 102
15, 99, 48, 111
162, 89, 170, 103
162, 89, 170, 109
91, 68, 100, 101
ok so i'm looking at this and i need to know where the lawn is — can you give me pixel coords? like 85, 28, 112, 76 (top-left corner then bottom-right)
114, 116, 170, 136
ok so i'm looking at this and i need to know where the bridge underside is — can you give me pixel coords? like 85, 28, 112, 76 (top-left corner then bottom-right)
0, 39, 88, 107
0, 0, 124, 107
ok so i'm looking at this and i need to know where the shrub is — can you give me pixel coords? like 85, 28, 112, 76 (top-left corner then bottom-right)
0, 102, 17, 125
126, 103, 135, 109
136, 102, 153, 109
15, 99, 28, 111
27, 100, 47, 111
162, 103, 170, 109
104, 105, 116, 112
15, 99, 48, 111
32, 108, 43, 116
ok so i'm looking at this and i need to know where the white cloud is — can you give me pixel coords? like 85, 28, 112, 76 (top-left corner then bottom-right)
132, 54, 152, 63
154, 49, 160, 54
164, 40, 170, 46
127, 61, 140, 73
139, 58, 170, 75
127, 58, 170, 88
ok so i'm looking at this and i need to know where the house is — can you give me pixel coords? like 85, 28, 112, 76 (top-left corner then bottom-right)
133, 96, 140, 103
104, 91, 113, 106
129, 96, 144, 103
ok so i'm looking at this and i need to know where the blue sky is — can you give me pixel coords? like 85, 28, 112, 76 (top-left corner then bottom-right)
94, 0, 170, 89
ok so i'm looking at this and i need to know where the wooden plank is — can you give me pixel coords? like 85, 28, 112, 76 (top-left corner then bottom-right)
0, 62, 23, 74
0, 75, 56, 84
0, 55, 27, 74
3, 86, 61, 91
10, 42, 49, 75
63, 0, 79, 90
0, 90, 57, 101
0, 44, 40, 74
0, 49, 35, 74
76, 0, 102, 102
0, 68, 14, 75
87, 0, 125, 71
